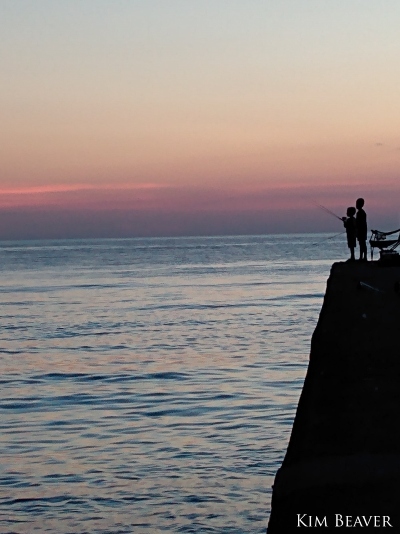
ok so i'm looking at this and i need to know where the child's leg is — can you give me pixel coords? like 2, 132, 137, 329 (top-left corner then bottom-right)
361, 240, 367, 259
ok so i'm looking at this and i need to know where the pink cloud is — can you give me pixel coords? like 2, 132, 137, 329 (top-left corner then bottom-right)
0, 183, 169, 209
0, 182, 166, 196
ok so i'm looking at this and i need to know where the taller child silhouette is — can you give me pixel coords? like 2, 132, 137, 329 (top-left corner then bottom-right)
356, 198, 367, 261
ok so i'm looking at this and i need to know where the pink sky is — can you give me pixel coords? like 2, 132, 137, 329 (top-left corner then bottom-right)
1, 2, 399, 239
0, 181, 398, 240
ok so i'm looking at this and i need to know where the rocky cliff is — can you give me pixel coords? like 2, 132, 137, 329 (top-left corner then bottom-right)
268, 261, 400, 532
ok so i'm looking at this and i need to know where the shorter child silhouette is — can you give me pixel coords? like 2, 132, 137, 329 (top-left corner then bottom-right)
342, 206, 357, 261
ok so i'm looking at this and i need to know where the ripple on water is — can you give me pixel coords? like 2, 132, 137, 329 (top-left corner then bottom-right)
0, 235, 333, 532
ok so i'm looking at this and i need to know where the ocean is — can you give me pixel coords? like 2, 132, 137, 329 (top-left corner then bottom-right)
0, 234, 347, 533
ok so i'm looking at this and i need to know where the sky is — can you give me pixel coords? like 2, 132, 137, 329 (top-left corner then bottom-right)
1, 0, 400, 239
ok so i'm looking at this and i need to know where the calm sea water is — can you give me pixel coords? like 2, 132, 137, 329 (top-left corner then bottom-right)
0, 234, 346, 533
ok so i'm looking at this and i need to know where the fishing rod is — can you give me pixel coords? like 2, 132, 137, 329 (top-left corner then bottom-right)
311, 201, 346, 246
314, 202, 343, 222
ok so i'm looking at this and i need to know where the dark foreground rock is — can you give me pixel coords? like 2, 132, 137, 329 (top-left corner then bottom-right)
267, 261, 400, 532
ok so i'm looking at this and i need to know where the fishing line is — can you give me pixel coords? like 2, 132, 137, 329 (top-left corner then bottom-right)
312, 231, 346, 246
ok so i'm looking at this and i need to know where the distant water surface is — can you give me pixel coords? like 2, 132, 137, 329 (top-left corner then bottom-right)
0, 234, 346, 533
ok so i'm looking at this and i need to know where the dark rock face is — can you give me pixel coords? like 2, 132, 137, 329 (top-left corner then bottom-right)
267, 262, 400, 532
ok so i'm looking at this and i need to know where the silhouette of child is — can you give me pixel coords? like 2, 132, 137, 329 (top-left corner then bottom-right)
342, 207, 357, 261
356, 198, 368, 261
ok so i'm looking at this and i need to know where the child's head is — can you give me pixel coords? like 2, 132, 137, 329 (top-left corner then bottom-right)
347, 206, 356, 217
356, 198, 364, 209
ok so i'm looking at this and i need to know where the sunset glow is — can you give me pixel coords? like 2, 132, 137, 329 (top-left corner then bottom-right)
1, 1, 399, 239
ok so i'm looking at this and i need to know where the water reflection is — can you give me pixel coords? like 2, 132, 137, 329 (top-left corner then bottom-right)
0, 235, 338, 532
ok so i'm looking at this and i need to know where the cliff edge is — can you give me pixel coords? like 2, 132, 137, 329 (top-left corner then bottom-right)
268, 261, 400, 532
